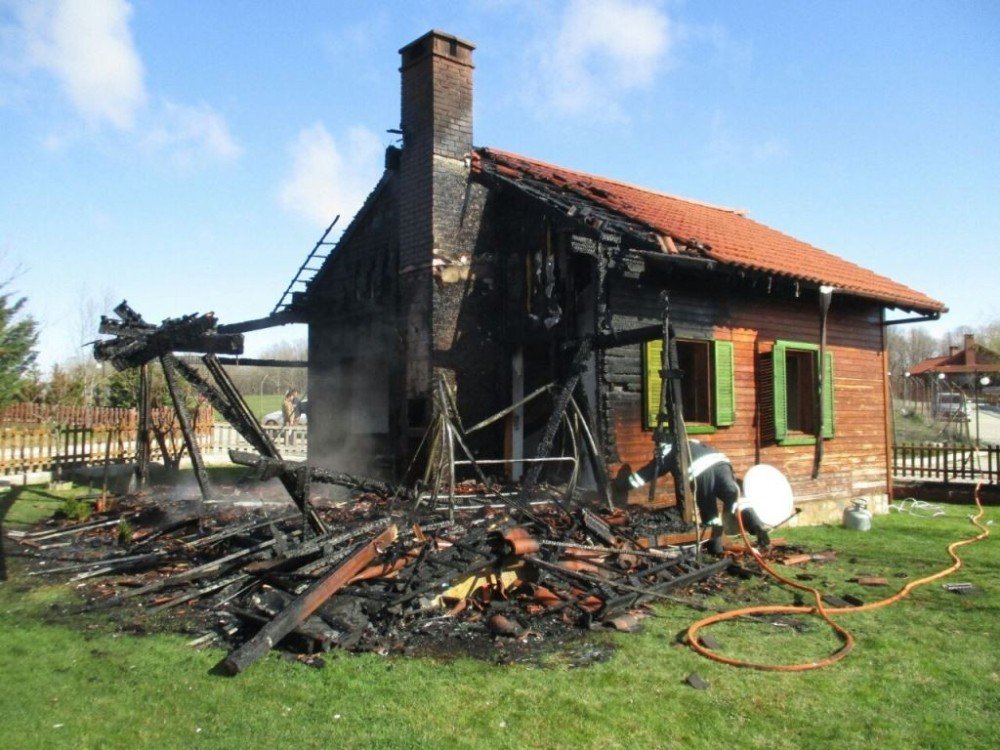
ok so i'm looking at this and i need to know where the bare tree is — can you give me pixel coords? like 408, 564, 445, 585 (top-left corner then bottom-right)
64, 286, 118, 406
220, 338, 308, 401
887, 326, 939, 376
976, 318, 1000, 354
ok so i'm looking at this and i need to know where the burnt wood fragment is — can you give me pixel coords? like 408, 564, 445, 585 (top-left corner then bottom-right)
218, 524, 398, 675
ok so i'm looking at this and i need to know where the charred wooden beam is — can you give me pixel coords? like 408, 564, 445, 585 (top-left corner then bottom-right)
135, 362, 151, 489
160, 354, 212, 501
178, 357, 275, 458
211, 357, 307, 368
229, 450, 410, 502
200, 356, 326, 535
217, 524, 398, 675
589, 324, 663, 350
650, 293, 694, 521
95, 303, 244, 371
523, 338, 593, 492
217, 310, 306, 335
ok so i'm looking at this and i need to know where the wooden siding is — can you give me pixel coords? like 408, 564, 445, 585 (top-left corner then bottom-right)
603, 278, 889, 507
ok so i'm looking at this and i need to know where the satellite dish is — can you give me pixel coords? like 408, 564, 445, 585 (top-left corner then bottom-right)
741, 464, 795, 527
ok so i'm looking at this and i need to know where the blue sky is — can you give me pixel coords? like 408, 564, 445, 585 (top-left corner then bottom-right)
1, 0, 998, 371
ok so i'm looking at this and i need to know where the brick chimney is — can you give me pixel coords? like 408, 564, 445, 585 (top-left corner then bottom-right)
398, 30, 475, 272
395, 30, 476, 422
394, 32, 508, 454
964, 333, 976, 365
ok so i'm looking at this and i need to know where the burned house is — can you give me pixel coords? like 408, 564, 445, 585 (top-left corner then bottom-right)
299, 30, 945, 523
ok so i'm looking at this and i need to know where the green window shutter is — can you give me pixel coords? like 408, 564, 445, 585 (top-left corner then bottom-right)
822, 351, 835, 438
644, 339, 664, 429
713, 340, 735, 426
772, 342, 788, 441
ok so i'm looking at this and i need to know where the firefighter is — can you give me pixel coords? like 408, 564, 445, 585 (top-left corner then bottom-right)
619, 438, 770, 555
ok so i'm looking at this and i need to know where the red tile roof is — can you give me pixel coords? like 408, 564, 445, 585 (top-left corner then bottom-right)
474, 148, 945, 314
908, 339, 1000, 375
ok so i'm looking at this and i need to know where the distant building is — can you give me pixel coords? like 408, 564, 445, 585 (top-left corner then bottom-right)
908, 334, 1000, 386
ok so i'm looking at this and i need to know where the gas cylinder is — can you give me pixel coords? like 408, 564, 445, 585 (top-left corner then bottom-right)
843, 499, 872, 531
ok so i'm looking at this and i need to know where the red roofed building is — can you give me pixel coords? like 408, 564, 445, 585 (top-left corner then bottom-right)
908, 334, 1000, 379
299, 31, 945, 523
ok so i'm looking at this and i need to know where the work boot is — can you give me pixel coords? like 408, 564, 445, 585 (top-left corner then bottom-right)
740, 509, 770, 550
755, 528, 771, 550
708, 529, 725, 556
612, 465, 634, 504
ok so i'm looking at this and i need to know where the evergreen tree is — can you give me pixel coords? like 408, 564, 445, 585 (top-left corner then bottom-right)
0, 286, 39, 408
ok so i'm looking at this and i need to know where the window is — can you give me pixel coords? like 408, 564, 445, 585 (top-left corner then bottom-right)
643, 338, 735, 432
772, 341, 834, 445
785, 349, 816, 433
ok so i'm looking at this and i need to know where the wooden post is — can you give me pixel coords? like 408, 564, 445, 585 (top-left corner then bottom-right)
99, 428, 113, 512
650, 293, 694, 523
160, 355, 212, 500
136, 362, 151, 489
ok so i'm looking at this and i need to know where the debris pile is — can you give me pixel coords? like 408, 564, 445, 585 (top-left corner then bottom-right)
13, 476, 733, 673
18, 299, 768, 673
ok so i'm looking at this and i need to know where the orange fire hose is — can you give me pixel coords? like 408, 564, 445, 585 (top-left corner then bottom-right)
686, 484, 990, 671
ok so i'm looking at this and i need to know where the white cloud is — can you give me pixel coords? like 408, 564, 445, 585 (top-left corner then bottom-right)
539, 0, 672, 119
16, 0, 146, 130
143, 100, 242, 166
4, 0, 241, 166
278, 123, 383, 227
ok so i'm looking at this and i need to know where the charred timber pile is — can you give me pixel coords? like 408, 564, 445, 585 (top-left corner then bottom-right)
13, 477, 732, 674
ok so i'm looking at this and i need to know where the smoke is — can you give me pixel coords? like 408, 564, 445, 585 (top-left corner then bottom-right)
306, 322, 395, 479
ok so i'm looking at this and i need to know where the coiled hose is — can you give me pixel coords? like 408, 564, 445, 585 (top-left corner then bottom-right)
686, 484, 990, 671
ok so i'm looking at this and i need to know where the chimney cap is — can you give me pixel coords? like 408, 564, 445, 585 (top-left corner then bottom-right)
399, 30, 475, 69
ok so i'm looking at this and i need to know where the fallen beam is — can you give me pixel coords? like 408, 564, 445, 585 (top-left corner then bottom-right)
217, 524, 398, 675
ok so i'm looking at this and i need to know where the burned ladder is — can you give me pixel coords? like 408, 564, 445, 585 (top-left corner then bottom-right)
271, 215, 340, 315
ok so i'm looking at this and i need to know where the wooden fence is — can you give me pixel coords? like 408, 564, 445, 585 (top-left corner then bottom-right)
0, 404, 216, 478
209, 424, 308, 458
893, 443, 999, 486
0, 420, 307, 479
1, 403, 137, 427
0, 403, 192, 428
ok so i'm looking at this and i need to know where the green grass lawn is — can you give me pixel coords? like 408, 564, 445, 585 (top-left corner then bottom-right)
0, 491, 996, 750
893, 404, 973, 445
212, 393, 285, 422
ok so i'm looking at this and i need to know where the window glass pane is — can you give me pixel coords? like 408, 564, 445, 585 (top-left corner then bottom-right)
678, 341, 711, 423
785, 349, 816, 433
644, 339, 713, 427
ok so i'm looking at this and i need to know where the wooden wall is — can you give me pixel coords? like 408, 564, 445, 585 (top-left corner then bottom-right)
603, 276, 889, 510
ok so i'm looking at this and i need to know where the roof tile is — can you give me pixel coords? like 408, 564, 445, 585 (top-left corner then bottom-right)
474, 148, 945, 313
